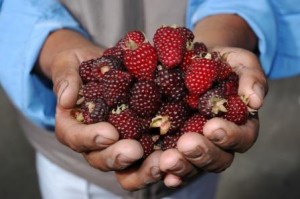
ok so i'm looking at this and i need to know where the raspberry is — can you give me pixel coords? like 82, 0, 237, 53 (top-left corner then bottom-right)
123, 41, 157, 81
222, 95, 249, 125
100, 69, 133, 107
81, 82, 103, 101
185, 57, 218, 96
122, 30, 146, 48
180, 44, 197, 72
108, 105, 144, 139
79, 59, 98, 83
155, 65, 187, 101
153, 25, 186, 69
78, 99, 109, 124
92, 55, 124, 80
176, 26, 195, 43
161, 131, 183, 151
217, 72, 239, 97
193, 42, 208, 54
150, 102, 189, 135
198, 87, 227, 118
138, 133, 156, 159
129, 81, 161, 118
180, 113, 208, 134
184, 93, 199, 110
103, 38, 124, 60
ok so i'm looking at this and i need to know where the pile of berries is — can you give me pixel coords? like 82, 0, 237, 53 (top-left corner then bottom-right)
72, 25, 254, 158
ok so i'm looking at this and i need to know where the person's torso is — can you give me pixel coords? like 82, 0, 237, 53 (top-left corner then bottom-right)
60, 0, 188, 48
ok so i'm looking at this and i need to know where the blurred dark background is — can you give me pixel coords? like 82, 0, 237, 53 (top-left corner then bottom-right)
1, 76, 300, 199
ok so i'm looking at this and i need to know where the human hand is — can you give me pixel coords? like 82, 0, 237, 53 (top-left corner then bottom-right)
51, 47, 148, 168
159, 46, 268, 187
38, 30, 163, 191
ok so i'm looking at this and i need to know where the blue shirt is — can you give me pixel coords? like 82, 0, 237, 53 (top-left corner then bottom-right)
0, 0, 299, 129
0, 0, 87, 129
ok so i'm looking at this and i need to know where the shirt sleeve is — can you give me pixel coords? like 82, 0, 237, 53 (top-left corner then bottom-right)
0, 0, 88, 130
186, 0, 277, 77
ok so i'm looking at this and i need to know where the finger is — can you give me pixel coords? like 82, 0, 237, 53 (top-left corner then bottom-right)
159, 148, 197, 188
51, 47, 104, 109
159, 148, 195, 177
52, 60, 82, 109
83, 139, 144, 172
55, 108, 119, 152
115, 150, 163, 191
177, 133, 234, 172
211, 47, 268, 109
235, 65, 267, 109
163, 174, 183, 188
202, 117, 259, 153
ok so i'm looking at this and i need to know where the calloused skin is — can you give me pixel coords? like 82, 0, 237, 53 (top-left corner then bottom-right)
38, 14, 268, 191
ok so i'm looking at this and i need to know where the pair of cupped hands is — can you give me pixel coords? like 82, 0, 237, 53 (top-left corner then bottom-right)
48, 34, 267, 191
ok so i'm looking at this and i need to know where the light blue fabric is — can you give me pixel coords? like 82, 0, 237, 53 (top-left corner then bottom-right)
0, 0, 87, 129
187, 0, 300, 79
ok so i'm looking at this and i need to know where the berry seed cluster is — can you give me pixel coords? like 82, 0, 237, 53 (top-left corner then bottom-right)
72, 25, 253, 158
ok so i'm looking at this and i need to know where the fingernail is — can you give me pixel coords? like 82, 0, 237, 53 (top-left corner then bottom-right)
183, 146, 204, 159
150, 166, 161, 179
95, 135, 115, 148
57, 80, 68, 105
253, 83, 264, 102
116, 154, 133, 169
210, 129, 226, 142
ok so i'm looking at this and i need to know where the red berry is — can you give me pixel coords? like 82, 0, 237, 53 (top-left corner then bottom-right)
150, 102, 189, 135
155, 65, 187, 101
161, 131, 183, 151
92, 55, 124, 80
108, 106, 143, 139
198, 87, 227, 118
222, 95, 248, 125
103, 43, 123, 60
185, 57, 218, 96
81, 82, 103, 101
122, 30, 146, 48
176, 26, 195, 43
139, 117, 153, 132
129, 81, 161, 118
180, 43, 197, 72
216, 60, 233, 82
180, 113, 208, 134
217, 72, 239, 97
184, 93, 199, 109
79, 59, 98, 83
100, 69, 133, 107
138, 133, 155, 158
79, 99, 109, 124
153, 26, 186, 69
193, 42, 208, 54
123, 42, 157, 80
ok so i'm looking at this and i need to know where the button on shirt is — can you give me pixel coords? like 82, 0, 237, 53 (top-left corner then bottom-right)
0, 0, 299, 129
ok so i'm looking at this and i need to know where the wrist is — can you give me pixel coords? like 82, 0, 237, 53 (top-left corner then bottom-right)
38, 29, 103, 80
193, 14, 258, 51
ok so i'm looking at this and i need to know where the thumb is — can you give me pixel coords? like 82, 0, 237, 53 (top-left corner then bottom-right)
52, 61, 82, 109
212, 47, 268, 109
